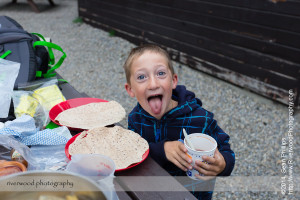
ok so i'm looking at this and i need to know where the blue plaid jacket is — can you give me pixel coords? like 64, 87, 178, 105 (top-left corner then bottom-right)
128, 85, 235, 177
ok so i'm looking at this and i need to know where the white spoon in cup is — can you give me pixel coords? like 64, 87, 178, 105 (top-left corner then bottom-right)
183, 128, 195, 151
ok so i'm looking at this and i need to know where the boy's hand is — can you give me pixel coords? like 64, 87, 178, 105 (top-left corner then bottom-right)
164, 141, 193, 171
194, 148, 226, 177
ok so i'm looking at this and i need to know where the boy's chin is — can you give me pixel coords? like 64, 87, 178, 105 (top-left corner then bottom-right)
143, 108, 163, 120
149, 110, 164, 120
153, 114, 163, 120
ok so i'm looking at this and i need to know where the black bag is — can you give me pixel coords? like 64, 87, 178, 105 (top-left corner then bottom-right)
0, 15, 66, 89
0, 15, 66, 123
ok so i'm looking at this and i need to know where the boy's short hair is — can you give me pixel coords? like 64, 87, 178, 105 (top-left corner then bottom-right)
123, 44, 175, 84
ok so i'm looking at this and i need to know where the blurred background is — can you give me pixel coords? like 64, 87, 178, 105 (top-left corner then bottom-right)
0, 0, 299, 199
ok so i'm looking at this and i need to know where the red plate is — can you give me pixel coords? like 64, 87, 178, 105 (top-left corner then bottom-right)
65, 132, 150, 172
49, 98, 108, 130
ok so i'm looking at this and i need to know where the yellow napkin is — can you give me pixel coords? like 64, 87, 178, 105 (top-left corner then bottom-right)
33, 84, 66, 111
15, 95, 39, 117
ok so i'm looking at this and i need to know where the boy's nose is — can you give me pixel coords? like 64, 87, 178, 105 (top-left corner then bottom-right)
148, 76, 159, 90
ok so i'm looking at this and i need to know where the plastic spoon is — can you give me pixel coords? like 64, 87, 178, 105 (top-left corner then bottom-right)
183, 128, 195, 150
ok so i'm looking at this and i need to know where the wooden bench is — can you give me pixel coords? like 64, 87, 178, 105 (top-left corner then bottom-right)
12, 0, 55, 13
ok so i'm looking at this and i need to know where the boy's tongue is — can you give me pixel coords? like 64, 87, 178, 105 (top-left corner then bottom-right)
148, 96, 162, 114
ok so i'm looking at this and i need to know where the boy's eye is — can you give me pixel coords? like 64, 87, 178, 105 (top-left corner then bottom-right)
137, 75, 145, 80
158, 71, 166, 76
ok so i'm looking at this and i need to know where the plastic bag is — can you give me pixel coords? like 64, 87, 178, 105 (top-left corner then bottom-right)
17, 77, 58, 91
0, 135, 38, 167
18, 77, 66, 111
28, 144, 68, 171
0, 59, 20, 118
0, 122, 4, 129
12, 78, 66, 129
12, 91, 48, 130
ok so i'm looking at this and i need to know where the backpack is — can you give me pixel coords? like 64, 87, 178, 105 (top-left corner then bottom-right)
0, 15, 66, 89
0, 15, 66, 123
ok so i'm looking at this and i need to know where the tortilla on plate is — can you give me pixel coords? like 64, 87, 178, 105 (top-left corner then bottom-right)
68, 126, 149, 170
55, 101, 125, 129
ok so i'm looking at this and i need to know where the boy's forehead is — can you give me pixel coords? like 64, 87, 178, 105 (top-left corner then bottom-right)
128, 50, 171, 78
133, 51, 167, 64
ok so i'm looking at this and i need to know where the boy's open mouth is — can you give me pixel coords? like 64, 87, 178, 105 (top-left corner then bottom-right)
148, 94, 163, 114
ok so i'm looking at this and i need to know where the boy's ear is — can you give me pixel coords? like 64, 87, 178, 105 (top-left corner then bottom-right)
172, 74, 178, 89
125, 83, 135, 97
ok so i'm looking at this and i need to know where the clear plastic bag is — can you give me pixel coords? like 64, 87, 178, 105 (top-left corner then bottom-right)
32, 79, 66, 111
0, 122, 4, 129
0, 59, 20, 118
17, 77, 58, 91
28, 144, 68, 171
18, 77, 66, 111
0, 135, 38, 167
12, 91, 48, 130
12, 78, 66, 129
0, 135, 69, 171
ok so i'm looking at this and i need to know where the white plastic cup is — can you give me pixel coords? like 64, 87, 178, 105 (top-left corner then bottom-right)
65, 154, 115, 181
184, 133, 217, 180
65, 154, 118, 199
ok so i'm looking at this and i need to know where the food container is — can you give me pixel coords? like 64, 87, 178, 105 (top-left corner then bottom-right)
0, 160, 27, 177
65, 154, 116, 181
0, 171, 108, 200
66, 154, 118, 200
10, 149, 28, 167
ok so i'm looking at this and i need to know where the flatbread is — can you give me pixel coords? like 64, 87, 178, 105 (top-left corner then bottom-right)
68, 126, 149, 170
55, 101, 125, 129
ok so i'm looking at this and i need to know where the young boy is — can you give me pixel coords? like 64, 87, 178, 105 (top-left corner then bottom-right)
124, 44, 235, 199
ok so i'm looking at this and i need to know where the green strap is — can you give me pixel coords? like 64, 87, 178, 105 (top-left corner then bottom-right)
0, 50, 12, 59
58, 79, 69, 83
33, 41, 67, 78
36, 71, 42, 77
32, 33, 55, 65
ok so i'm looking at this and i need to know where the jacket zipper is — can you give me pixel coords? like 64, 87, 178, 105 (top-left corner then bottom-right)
155, 120, 161, 142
